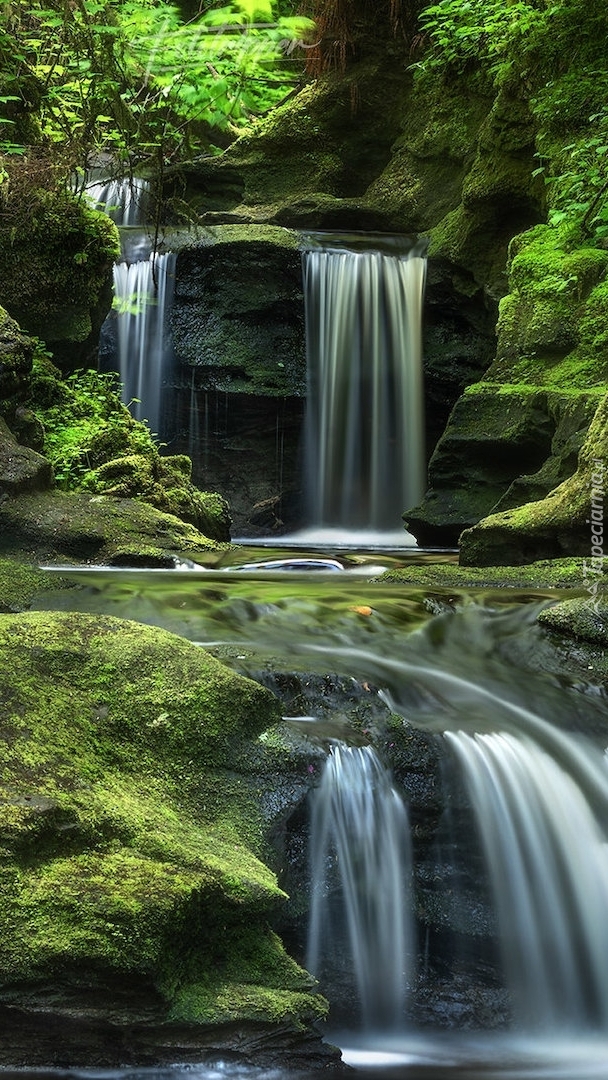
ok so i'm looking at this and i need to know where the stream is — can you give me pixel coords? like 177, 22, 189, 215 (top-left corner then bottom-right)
26, 541, 608, 1080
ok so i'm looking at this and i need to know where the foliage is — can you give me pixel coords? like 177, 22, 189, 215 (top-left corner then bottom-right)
415, 0, 608, 243
29, 352, 155, 489
0, 0, 314, 175
416, 0, 544, 79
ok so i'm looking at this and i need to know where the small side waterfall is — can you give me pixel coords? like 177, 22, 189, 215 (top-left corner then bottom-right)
446, 729, 608, 1031
92, 177, 175, 435
302, 240, 426, 531
308, 743, 414, 1030
111, 247, 176, 433
84, 174, 149, 226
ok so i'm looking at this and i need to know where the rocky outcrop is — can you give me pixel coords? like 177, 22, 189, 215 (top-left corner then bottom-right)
458, 392, 608, 565
0, 611, 332, 1067
0, 186, 119, 370
164, 226, 306, 535
0, 416, 53, 495
407, 227, 608, 551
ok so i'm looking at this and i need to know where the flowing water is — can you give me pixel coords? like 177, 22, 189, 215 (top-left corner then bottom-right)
302, 242, 426, 530
33, 549, 608, 1077
110, 245, 177, 432
91, 176, 176, 434
307, 743, 414, 1031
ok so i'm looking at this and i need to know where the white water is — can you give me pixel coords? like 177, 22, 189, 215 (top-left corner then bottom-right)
445, 730, 608, 1031
84, 175, 149, 226
293, 604, 608, 1038
112, 250, 176, 433
302, 246, 426, 531
89, 175, 176, 435
307, 743, 414, 1030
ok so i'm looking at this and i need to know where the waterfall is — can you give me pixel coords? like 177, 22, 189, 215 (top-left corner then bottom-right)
307, 743, 414, 1030
295, 604, 608, 1035
445, 729, 608, 1031
302, 241, 426, 531
84, 175, 149, 227
112, 250, 176, 434
92, 175, 175, 436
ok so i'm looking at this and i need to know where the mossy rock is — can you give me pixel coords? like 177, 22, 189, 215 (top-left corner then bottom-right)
380, 557, 594, 591
405, 385, 557, 546
171, 225, 306, 397
0, 490, 226, 565
0, 611, 326, 1046
27, 357, 231, 542
0, 416, 53, 496
0, 188, 119, 368
0, 557, 62, 613
459, 393, 608, 565
537, 597, 608, 646
488, 225, 608, 385
0, 306, 34, 415
88, 453, 231, 542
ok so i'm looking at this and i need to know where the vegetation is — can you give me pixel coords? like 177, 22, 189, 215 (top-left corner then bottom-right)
25, 349, 232, 538
0, 0, 313, 172
416, 0, 608, 245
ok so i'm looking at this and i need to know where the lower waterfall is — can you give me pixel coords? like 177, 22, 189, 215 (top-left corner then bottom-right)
446, 729, 608, 1030
307, 743, 414, 1030
35, 556, 608, 1076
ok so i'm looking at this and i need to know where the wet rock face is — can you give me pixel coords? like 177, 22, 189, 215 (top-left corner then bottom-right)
171, 227, 306, 398
164, 227, 306, 535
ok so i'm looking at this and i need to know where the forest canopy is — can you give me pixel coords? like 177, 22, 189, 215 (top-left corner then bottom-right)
0, 0, 314, 177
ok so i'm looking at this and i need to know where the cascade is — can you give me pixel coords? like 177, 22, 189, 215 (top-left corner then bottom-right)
92, 175, 175, 435
301, 609, 608, 1036
302, 238, 426, 532
307, 743, 414, 1030
111, 249, 176, 434
83, 173, 149, 226
445, 729, 608, 1030
37, 562, 608, 1074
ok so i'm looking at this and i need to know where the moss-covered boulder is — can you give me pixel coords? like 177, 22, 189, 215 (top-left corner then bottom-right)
538, 596, 608, 646
459, 393, 608, 565
0, 490, 226, 566
0, 612, 327, 1064
0, 182, 119, 369
88, 453, 231, 542
0, 306, 34, 416
0, 416, 53, 496
26, 354, 231, 544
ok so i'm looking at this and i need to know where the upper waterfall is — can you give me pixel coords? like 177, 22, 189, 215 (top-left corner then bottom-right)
302, 236, 426, 532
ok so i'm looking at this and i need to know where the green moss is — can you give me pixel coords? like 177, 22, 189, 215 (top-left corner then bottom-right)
380, 557, 592, 590
459, 392, 608, 565
0, 307, 34, 414
538, 597, 608, 646
0, 489, 226, 563
0, 611, 323, 1027
26, 358, 231, 542
488, 226, 608, 386
0, 189, 119, 358
0, 558, 65, 613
